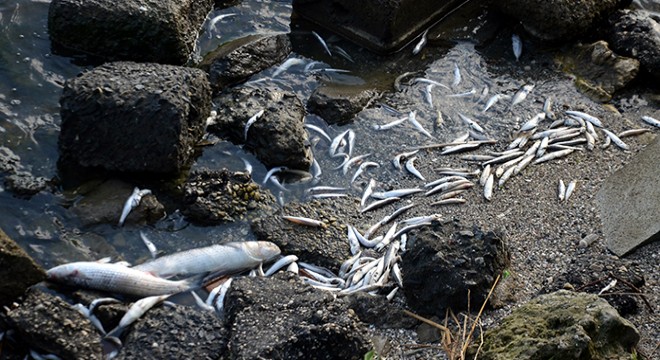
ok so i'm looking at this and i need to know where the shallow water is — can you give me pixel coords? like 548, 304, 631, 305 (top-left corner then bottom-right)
0, 1, 657, 280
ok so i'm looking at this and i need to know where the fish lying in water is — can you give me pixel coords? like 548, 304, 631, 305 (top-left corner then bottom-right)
46, 261, 199, 297
132, 241, 281, 278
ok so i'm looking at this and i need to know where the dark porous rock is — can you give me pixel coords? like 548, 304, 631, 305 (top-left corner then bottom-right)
209, 85, 312, 170
469, 290, 640, 360
48, 0, 213, 64
182, 168, 274, 225
58, 61, 211, 174
307, 84, 378, 125
0, 228, 46, 307
117, 303, 227, 360
401, 220, 510, 317
344, 292, 418, 329
200, 34, 292, 91
0, 146, 21, 174
598, 136, 660, 256
541, 251, 645, 317
608, 9, 660, 80
251, 198, 359, 272
496, 0, 631, 41
4, 171, 49, 197
558, 40, 639, 102
224, 272, 371, 360
72, 179, 165, 227
6, 287, 103, 359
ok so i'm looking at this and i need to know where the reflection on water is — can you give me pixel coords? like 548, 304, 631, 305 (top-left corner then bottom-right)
0, 0, 657, 272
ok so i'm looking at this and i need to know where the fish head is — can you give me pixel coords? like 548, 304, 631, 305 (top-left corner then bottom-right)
46, 263, 86, 284
245, 241, 281, 262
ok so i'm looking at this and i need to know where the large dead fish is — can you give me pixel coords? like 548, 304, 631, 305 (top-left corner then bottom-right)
46, 262, 199, 297
132, 241, 281, 278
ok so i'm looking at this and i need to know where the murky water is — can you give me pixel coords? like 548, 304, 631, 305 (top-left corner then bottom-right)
0, 1, 657, 278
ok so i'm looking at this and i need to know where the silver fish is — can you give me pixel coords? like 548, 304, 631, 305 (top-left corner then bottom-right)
108, 294, 171, 337
498, 165, 516, 187
243, 109, 265, 141
361, 197, 401, 213
512, 34, 522, 61
343, 153, 372, 175
601, 128, 629, 150
543, 97, 556, 120
373, 115, 408, 131
413, 77, 451, 90
425, 175, 468, 188
519, 113, 546, 132
329, 129, 350, 157
304, 61, 323, 72
425, 179, 472, 196
207, 13, 236, 38
510, 84, 534, 108
412, 29, 429, 55
371, 188, 423, 199
347, 226, 361, 255
46, 262, 198, 297
392, 149, 419, 170
361, 179, 376, 207
310, 193, 347, 199
480, 164, 491, 186
558, 180, 566, 201
483, 94, 502, 113
352, 161, 380, 183
119, 187, 151, 226
617, 128, 651, 138
404, 157, 425, 181
262, 166, 288, 184
272, 58, 306, 78
565, 180, 577, 201
452, 64, 461, 87
312, 31, 332, 56
283, 215, 326, 228
446, 88, 476, 98
333, 45, 354, 62
484, 174, 494, 201
565, 110, 603, 128
408, 111, 434, 138
440, 142, 482, 155
512, 155, 535, 175
641, 115, 660, 128
424, 84, 435, 107
430, 198, 466, 206
457, 113, 485, 133
304, 123, 332, 143
133, 241, 281, 278
139, 232, 158, 259
532, 149, 574, 165
265, 255, 299, 277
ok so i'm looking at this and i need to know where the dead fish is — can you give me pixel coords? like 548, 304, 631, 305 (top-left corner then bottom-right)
408, 111, 434, 138
371, 188, 423, 199
243, 109, 265, 141
361, 179, 376, 207
510, 84, 534, 108
543, 97, 556, 120
423, 84, 435, 107
452, 64, 461, 87
532, 149, 575, 165
519, 113, 546, 132
107, 294, 171, 337
425, 175, 469, 188
412, 29, 429, 55
272, 58, 306, 78
132, 241, 281, 279
565, 110, 603, 128
139, 232, 158, 259
565, 180, 577, 201
484, 174, 494, 201
483, 94, 502, 113
430, 198, 467, 206
207, 13, 236, 38
425, 179, 472, 196
352, 161, 380, 183
311, 31, 332, 56
558, 179, 566, 201
512, 34, 522, 61
373, 115, 408, 131
283, 215, 326, 228
404, 157, 425, 181
440, 142, 482, 155
392, 149, 419, 170
310, 193, 347, 199
617, 128, 650, 138
641, 115, 660, 128
361, 197, 401, 213
601, 128, 629, 150
304, 123, 332, 143
46, 262, 199, 297
262, 166, 288, 184
342, 153, 372, 175
498, 165, 516, 187
480, 164, 491, 186
119, 187, 152, 226
512, 155, 535, 175
332, 45, 354, 62
447, 88, 476, 98
457, 113, 485, 133
412, 77, 451, 90
329, 129, 350, 157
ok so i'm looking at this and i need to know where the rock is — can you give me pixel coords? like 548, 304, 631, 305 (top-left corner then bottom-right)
209, 85, 312, 170
470, 290, 640, 360
251, 198, 357, 272
48, 0, 213, 64
401, 220, 510, 317
307, 84, 378, 125
71, 179, 165, 227
116, 303, 227, 359
558, 41, 639, 102
608, 9, 660, 80
4, 171, 49, 197
224, 272, 371, 359
292, 0, 469, 53
0, 146, 21, 174
598, 136, 660, 256
58, 61, 211, 174
181, 168, 275, 225
200, 34, 292, 91
0, 228, 46, 307
5, 287, 103, 359
344, 292, 418, 329
496, 0, 631, 41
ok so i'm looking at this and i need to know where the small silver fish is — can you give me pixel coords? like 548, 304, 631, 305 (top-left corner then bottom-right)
510, 84, 534, 108
392, 149, 419, 170
519, 113, 546, 132
371, 188, 423, 199
283, 215, 326, 228
512, 34, 522, 61
558, 180, 566, 201
207, 13, 236, 38
564, 180, 577, 201
457, 113, 485, 133
452, 64, 461, 87
483, 94, 502, 113
361, 197, 401, 213
108, 294, 171, 337
351, 161, 380, 183
565, 110, 603, 128
404, 157, 425, 181
312, 31, 332, 56
424, 84, 435, 107
532, 149, 574, 165
272, 58, 306, 78
483, 174, 494, 201
243, 109, 265, 141
601, 128, 629, 150
374, 115, 408, 131
119, 187, 151, 226
641, 115, 660, 128
412, 29, 429, 55
361, 179, 376, 207
408, 111, 434, 138
139, 232, 158, 259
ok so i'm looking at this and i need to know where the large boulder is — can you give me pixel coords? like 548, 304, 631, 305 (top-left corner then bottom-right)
558, 41, 639, 102
0, 228, 46, 307
117, 303, 227, 359
5, 287, 103, 359
224, 273, 371, 359
200, 34, 292, 92
182, 168, 275, 225
598, 136, 660, 256
307, 84, 378, 125
402, 220, 510, 316
496, 0, 632, 41
470, 290, 640, 360
608, 9, 660, 80
48, 0, 213, 64
58, 61, 211, 174
209, 85, 312, 170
